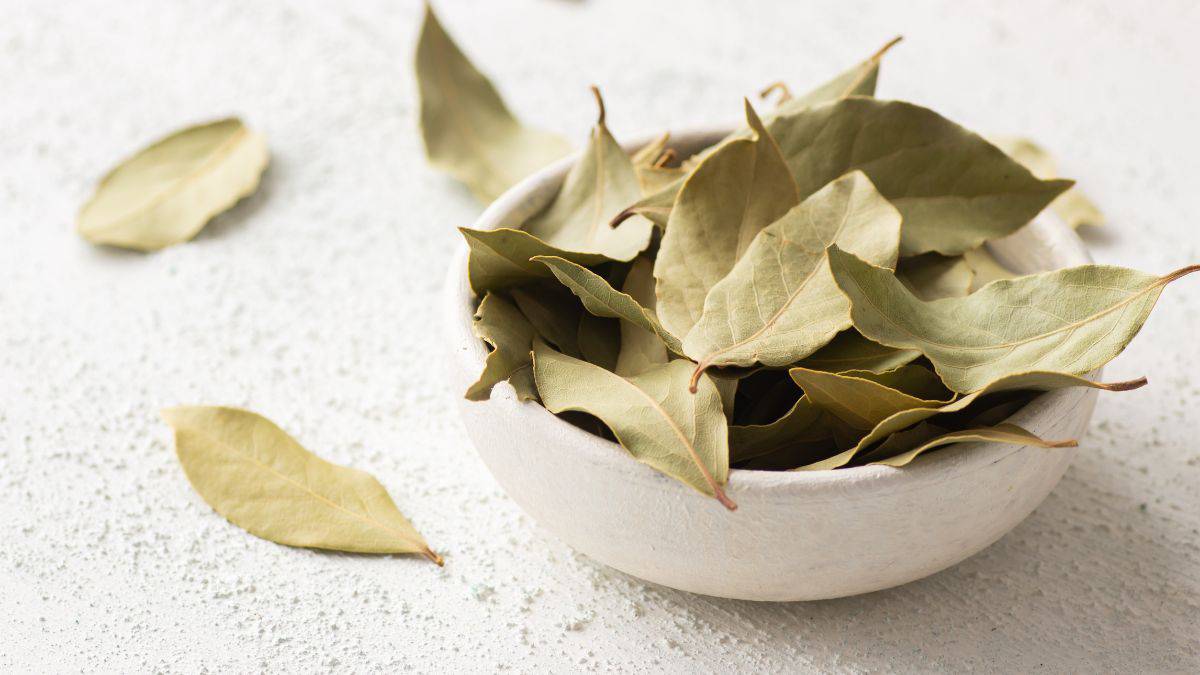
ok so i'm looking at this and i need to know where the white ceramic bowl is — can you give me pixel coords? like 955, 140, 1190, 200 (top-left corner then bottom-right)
444, 128, 1096, 601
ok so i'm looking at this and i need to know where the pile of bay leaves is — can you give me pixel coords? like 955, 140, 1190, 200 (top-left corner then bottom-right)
419, 6, 1195, 510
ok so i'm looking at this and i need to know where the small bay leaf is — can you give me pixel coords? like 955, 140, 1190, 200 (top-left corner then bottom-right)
654, 100, 800, 337
532, 340, 735, 509
162, 406, 441, 564
897, 253, 974, 300
767, 98, 1073, 256
865, 423, 1076, 467
828, 245, 1200, 393
77, 118, 268, 251
466, 293, 538, 401
416, 5, 570, 202
683, 171, 902, 385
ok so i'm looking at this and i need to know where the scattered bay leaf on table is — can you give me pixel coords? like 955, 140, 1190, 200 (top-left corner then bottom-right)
991, 135, 1105, 229
767, 98, 1073, 256
533, 255, 684, 355
897, 253, 974, 300
533, 340, 735, 509
458, 227, 608, 294
864, 423, 1076, 467
766, 36, 902, 119
415, 5, 570, 202
796, 330, 919, 374
796, 371, 1147, 470
828, 246, 1200, 393
522, 87, 653, 261
683, 171, 901, 386
162, 406, 442, 564
654, 100, 800, 338
466, 293, 537, 401
789, 365, 954, 431
77, 118, 268, 252
962, 246, 1018, 292
615, 257, 670, 376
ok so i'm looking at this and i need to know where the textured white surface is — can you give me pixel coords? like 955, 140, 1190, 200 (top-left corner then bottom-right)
1, 0, 1197, 671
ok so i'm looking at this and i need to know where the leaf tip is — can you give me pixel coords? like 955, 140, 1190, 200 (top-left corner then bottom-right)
873, 35, 904, 61
423, 547, 445, 566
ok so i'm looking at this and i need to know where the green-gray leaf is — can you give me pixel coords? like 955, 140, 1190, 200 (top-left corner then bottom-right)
615, 257, 670, 376
789, 365, 954, 431
532, 340, 735, 509
828, 245, 1200, 393
729, 396, 833, 464
864, 423, 1076, 467
654, 100, 800, 337
416, 5, 570, 202
767, 98, 1073, 256
797, 330, 920, 374
962, 246, 1018, 292
684, 171, 901, 383
458, 227, 608, 294
466, 293, 537, 401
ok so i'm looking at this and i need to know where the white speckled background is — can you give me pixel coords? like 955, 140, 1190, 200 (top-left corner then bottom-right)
2, 0, 1198, 671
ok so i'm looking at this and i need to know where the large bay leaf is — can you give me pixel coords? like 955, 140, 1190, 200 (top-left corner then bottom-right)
534, 255, 684, 355
796, 371, 1147, 470
615, 257, 670, 376
828, 245, 1200, 393
458, 227, 608, 294
465, 293, 537, 401
991, 135, 1104, 229
864, 423, 1076, 467
768, 36, 902, 118
683, 171, 901, 385
77, 118, 268, 251
767, 98, 1073, 256
654, 100, 800, 337
532, 340, 735, 509
522, 88, 653, 261
897, 253, 974, 300
789, 365, 954, 431
415, 5, 570, 202
797, 330, 919, 374
162, 406, 441, 564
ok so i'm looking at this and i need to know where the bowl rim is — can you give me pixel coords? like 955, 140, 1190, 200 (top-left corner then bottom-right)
447, 125, 1095, 495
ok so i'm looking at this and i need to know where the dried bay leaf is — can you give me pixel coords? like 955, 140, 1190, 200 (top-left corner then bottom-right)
162, 406, 441, 564
789, 366, 954, 431
77, 118, 268, 252
577, 312, 621, 371
767, 98, 1073, 256
655, 101, 800, 337
458, 227, 608, 294
991, 135, 1104, 229
796, 371, 1147, 470
684, 171, 902, 385
797, 330, 919, 374
534, 255, 684, 356
532, 340, 735, 509
864, 423, 1076, 467
897, 253, 974, 300
416, 5, 570, 202
510, 284, 585, 358
466, 293, 538, 401
828, 245, 1200, 393
962, 246, 1018, 292
615, 257, 670, 376
522, 87, 653, 261
767, 36, 902, 119
729, 396, 833, 464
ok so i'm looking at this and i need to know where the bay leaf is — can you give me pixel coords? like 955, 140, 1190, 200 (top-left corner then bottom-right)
767, 98, 1073, 256
533, 255, 684, 355
577, 312, 621, 371
458, 227, 608, 294
797, 330, 919, 374
415, 5, 570, 202
768, 36, 902, 118
865, 423, 1076, 467
962, 245, 1017, 292
827, 245, 1200, 393
683, 171, 902, 385
897, 253, 974, 300
631, 132, 671, 168
654, 100, 800, 338
789, 365, 954, 431
510, 284, 584, 358
729, 396, 833, 464
532, 340, 735, 509
466, 293, 538, 401
522, 87, 653, 261
796, 371, 1147, 470
615, 257, 670, 376
77, 118, 268, 252
162, 406, 441, 564
990, 135, 1104, 229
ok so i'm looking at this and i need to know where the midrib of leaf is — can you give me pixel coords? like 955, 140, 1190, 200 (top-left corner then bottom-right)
98, 125, 251, 234
843, 264, 1200, 354
201, 430, 441, 564
585, 126, 607, 246
621, 377, 736, 510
